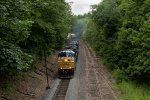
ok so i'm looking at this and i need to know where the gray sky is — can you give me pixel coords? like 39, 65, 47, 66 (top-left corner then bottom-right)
65, 0, 101, 15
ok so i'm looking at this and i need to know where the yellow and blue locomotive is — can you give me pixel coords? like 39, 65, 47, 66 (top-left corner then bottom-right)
57, 50, 76, 78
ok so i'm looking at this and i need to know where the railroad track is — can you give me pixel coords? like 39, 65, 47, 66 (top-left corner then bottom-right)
84, 41, 117, 100
52, 79, 70, 100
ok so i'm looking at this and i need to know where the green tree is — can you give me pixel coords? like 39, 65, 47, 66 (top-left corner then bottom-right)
84, 0, 150, 83
91, 0, 121, 69
116, 0, 150, 82
0, 0, 33, 77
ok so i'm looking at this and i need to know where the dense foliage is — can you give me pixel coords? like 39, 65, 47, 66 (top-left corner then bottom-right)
0, 0, 72, 78
84, 0, 150, 83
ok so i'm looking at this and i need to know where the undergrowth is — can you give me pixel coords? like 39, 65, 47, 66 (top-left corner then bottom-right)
117, 81, 150, 100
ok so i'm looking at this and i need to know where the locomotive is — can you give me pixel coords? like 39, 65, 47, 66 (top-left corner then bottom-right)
57, 50, 76, 78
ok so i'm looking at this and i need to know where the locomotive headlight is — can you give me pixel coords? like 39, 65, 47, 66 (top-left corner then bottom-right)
64, 59, 68, 62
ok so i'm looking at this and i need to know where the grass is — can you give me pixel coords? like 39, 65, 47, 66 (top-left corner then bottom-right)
118, 81, 150, 100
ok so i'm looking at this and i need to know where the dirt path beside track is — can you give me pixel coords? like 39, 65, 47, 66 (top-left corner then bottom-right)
0, 54, 58, 100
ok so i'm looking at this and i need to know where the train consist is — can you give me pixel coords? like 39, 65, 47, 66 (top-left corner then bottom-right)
57, 40, 79, 78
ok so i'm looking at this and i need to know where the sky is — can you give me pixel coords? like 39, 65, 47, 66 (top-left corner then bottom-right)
65, 0, 101, 15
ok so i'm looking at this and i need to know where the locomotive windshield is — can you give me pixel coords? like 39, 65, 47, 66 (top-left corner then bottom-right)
58, 52, 66, 57
58, 52, 74, 57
